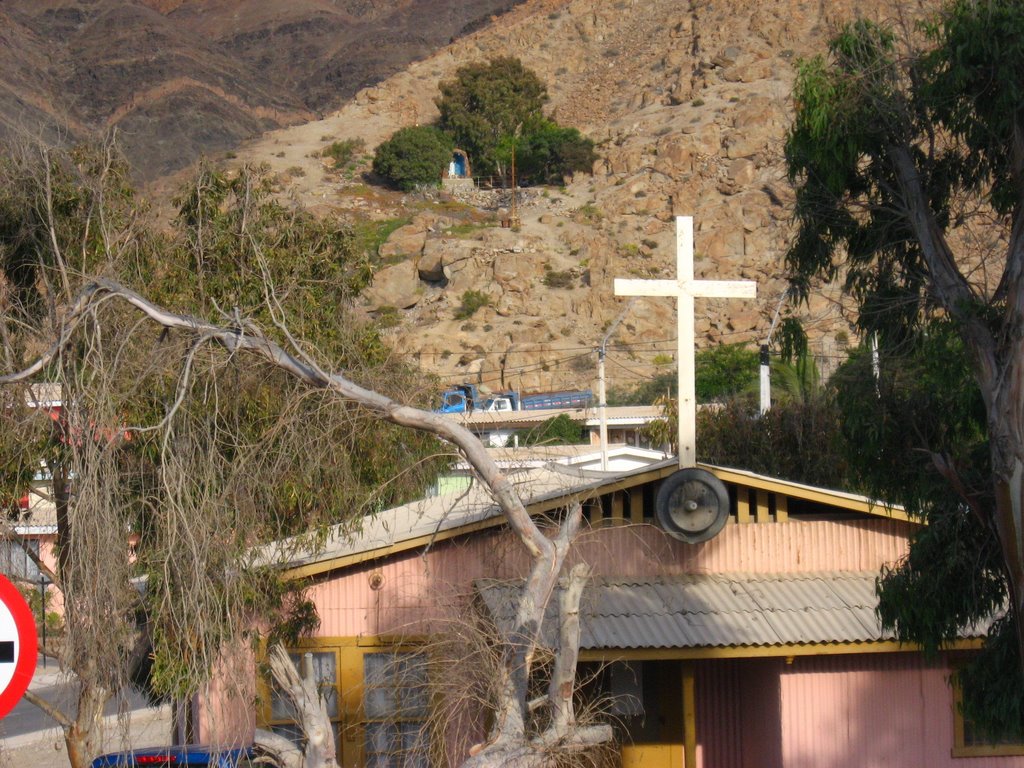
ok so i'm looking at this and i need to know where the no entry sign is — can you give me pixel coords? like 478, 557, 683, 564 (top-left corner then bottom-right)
0, 573, 37, 719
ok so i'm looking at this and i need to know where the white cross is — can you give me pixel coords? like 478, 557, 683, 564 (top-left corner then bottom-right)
614, 216, 757, 468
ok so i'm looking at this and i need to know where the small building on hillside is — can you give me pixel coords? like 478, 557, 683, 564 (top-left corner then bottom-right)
444, 149, 470, 179
442, 149, 473, 192
213, 460, 1024, 768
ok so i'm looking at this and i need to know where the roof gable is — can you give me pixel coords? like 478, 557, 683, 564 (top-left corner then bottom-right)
271, 460, 909, 580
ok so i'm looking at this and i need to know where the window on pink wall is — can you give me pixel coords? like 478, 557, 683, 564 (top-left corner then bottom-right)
953, 674, 1024, 758
0, 539, 40, 581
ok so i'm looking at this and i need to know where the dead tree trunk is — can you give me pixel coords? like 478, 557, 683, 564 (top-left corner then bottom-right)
257, 645, 337, 768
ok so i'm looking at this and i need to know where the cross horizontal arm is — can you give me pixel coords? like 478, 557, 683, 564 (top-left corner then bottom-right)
691, 281, 757, 299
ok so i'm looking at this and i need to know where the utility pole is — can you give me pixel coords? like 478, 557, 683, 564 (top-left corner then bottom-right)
760, 288, 791, 415
506, 123, 522, 228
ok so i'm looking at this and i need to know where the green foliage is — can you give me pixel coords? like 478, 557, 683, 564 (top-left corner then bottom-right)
0, 394, 49, 516
436, 57, 548, 177
372, 125, 454, 191
920, 0, 1024, 216
504, 120, 597, 184
0, 143, 138, 320
321, 138, 365, 172
454, 289, 490, 319
607, 345, 759, 405
958, 618, 1024, 743
607, 371, 675, 406
830, 329, 1011, 703
642, 392, 677, 451
785, 19, 927, 338
18, 583, 63, 634
831, 328, 987, 513
696, 394, 850, 489
770, 353, 822, 405
834, 328, 1014, 731
878, 503, 1004, 656
166, 164, 374, 330
351, 216, 412, 262
542, 267, 575, 289
521, 414, 584, 446
374, 305, 402, 328
0, 144, 450, 709
785, 2, 1024, 734
695, 344, 759, 402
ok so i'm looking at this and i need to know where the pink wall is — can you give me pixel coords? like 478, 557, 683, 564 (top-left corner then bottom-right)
304, 517, 1002, 767
292, 516, 1024, 767
307, 518, 913, 639
776, 653, 1019, 768
696, 658, 783, 768
38, 537, 65, 617
196, 641, 256, 748
692, 654, 1024, 768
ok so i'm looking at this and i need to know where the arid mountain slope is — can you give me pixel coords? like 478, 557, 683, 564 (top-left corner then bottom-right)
232, 0, 934, 394
0, 0, 523, 178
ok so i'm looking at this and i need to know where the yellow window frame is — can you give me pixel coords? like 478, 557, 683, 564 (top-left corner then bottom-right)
951, 673, 1024, 758
257, 636, 428, 767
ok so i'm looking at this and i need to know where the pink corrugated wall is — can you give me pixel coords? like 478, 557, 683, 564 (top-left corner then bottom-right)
696, 659, 783, 768
692, 655, 1024, 768
308, 518, 912, 638
777, 654, 1024, 768
196, 641, 256, 748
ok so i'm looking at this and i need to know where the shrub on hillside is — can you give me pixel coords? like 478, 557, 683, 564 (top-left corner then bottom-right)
512, 120, 597, 184
372, 126, 454, 191
321, 138, 365, 172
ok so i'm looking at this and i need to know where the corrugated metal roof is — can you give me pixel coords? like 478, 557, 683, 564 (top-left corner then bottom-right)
475, 572, 987, 650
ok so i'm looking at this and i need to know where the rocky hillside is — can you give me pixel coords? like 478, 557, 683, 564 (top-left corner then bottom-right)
0, 0, 523, 179
228, 0, 935, 396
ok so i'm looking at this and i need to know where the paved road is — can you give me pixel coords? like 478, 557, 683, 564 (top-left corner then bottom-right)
0, 655, 172, 768
2, 657, 150, 738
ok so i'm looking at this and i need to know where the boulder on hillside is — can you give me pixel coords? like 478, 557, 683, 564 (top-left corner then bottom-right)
418, 239, 448, 282
380, 224, 428, 259
493, 252, 544, 292
726, 308, 762, 333
726, 158, 756, 187
656, 135, 695, 172
363, 260, 422, 310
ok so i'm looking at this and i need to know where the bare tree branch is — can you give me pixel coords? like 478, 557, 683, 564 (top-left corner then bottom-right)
24, 690, 74, 729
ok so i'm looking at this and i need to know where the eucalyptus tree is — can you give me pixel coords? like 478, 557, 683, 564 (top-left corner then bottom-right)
784, 0, 1024, 735
1, 139, 611, 768
5, 280, 612, 768
0, 142, 442, 767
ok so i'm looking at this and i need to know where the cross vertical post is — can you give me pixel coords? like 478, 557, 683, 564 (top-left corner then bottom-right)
614, 216, 757, 468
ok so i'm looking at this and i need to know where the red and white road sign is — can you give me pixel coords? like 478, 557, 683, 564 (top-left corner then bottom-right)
0, 574, 37, 719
